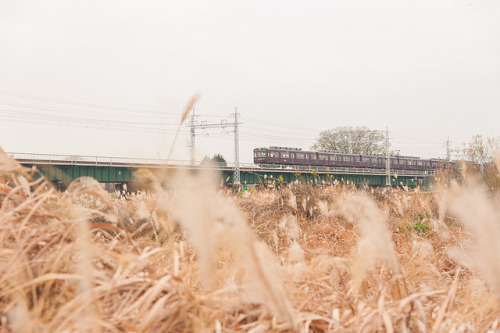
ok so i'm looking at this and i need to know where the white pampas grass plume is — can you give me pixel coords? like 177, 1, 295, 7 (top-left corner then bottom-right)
166, 171, 220, 286
317, 200, 329, 216
288, 241, 305, 264
342, 193, 401, 291
279, 214, 301, 241
181, 94, 200, 124
166, 170, 296, 328
167, 94, 200, 162
288, 193, 297, 210
444, 181, 500, 296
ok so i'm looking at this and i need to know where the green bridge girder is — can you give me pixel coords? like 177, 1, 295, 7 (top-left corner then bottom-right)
230, 170, 428, 188
23, 163, 431, 190
32, 164, 133, 183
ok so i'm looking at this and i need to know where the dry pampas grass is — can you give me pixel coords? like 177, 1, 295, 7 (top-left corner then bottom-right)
1, 148, 500, 332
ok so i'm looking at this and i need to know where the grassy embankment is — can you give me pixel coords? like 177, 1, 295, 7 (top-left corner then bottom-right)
1, 149, 500, 332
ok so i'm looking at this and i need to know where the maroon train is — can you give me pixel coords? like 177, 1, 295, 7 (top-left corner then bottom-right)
253, 146, 441, 171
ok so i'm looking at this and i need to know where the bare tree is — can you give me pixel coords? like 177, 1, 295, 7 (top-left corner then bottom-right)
311, 126, 385, 154
464, 135, 499, 165
463, 135, 500, 190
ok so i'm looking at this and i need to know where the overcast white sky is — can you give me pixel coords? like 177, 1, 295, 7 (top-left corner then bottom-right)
0, 0, 499, 164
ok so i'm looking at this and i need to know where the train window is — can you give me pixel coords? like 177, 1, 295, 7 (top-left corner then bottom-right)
401, 160, 406, 165
355, 157, 360, 162
310, 154, 317, 159
270, 152, 277, 158
408, 161, 413, 165
254, 152, 267, 157
330, 155, 336, 161
297, 153, 304, 159
343, 156, 350, 161
371, 158, 377, 163
319, 155, 328, 160
362, 157, 370, 162
417, 161, 423, 166
290, 153, 295, 158
305, 154, 309, 159
281, 152, 289, 158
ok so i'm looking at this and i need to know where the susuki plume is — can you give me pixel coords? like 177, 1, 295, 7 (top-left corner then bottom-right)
167, 93, 200, 162
444, 180, 500, 296
165, 170, 296, 329
181, 93, 200, 124
341, 193, 401, 292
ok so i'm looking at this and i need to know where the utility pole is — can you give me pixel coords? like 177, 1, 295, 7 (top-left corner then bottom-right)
348, 131, 353, 154
385, 127, 391, 187
231, 108, 240, 185
188, 109, 197, 166
186, 109, 241, 186
446, 137, 451, 162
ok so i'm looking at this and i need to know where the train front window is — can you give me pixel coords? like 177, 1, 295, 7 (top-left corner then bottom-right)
254, 151, 267, 157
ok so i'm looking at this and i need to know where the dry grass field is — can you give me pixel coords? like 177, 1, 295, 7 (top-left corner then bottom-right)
1, 148, 500, 332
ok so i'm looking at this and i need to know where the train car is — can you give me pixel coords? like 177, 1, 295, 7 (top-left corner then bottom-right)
253, 147, 440, 171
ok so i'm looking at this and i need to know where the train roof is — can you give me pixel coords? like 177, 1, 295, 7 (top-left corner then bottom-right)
318, 149, 345, 153
268, 146, 302, 151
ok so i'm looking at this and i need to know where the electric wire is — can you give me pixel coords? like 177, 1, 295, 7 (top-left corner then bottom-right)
0, 109, 180, 128
0, 88, 452, 159
0, 89, 180, 117
0, 101, 179, 122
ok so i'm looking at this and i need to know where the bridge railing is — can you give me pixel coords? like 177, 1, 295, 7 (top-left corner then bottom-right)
8, 152, 191, 168
249, 164, 435, 177
8, 152, 249, 169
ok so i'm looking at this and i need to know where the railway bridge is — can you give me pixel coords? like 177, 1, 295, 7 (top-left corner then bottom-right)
9, 152, 435, 191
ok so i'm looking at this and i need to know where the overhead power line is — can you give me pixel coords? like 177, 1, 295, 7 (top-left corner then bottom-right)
0, 88, 454, 160
0, 89, 177, 117
0, 101, 178, 122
